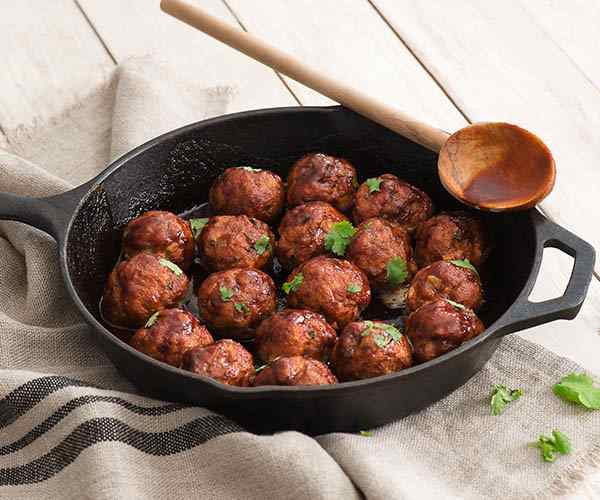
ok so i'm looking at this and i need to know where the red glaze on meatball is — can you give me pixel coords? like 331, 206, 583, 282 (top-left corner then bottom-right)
331, 320, 413, 381
182, 339, 255, 387
196, 268, 277, 340
254, 356, 338, 386
209, 167, 285, 222
102, 253, 189, 329
276, 201, 348, 269
346, 217, 417, 289
353, 173, 433, 231
405, 299, 485, 363
406, 260, 483, 313
130, 308, 213, 367
197, 215, 274, 272
284, 256, 371, 329
414, 212, 490, 268
255, 309, 337, 363
122, 210, 194, 270
286, 153, 358, 212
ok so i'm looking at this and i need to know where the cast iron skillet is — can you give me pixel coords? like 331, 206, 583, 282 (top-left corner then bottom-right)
0, 106, 595, 435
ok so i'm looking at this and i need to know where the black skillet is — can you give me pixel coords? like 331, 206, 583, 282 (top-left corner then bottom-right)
0, 106, 594, 434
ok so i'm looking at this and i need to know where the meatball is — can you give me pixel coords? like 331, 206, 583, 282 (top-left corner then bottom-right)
130, 308, 213, 367
405, 299, 485, 363
346, 217, 417, 289
197, 215, 274, 272
254, 356, 338, 386
255, 309, 337, 363
182, 339, 255, 387
414, 211, 490, 268
284, 256, 371, 329
209, 166, 284, 222
276, 201, 347, 269
102, 253, 189, 328
406, 260, 483, 313
353, 173, 433, 230
196, 268, 277, 340
286, 153, 358, 212
331, 320, 413, 381
122, 210, 194, 270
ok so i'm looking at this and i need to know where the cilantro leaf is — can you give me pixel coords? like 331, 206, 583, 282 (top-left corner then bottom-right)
361, 320, 375, 336
189, 218, 209, 239
240, 166, 262, 172
553, 373, 600, 409
373, 334, 390, 348
234, 302, 250, 315
158, 258, 183, 276
347, 282, 362, 294
325, 221, 356, 256
386, 256, 408, 287
552, 430, 571, 455
490, 384, 523, 415
282, 273, 303, 294
445, 298, 466, 310
365, 177, 382, 193
532, 430, 572, 462
254, 234, 272, 256
450, 259, 480, 278
219, 286, 233, 302
145, 311, 160, 328
359, 430, 373, 437
381, 323, 403, 342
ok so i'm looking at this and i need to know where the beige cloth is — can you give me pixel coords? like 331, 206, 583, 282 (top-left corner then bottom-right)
1, 57, 599, 499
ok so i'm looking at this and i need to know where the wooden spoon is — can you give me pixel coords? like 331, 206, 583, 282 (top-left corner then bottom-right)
160, 0, 555, 211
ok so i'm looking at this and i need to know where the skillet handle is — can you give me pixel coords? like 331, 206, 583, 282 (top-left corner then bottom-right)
492, 210, 595, 336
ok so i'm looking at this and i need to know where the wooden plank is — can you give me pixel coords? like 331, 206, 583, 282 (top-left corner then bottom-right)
75, 0, 297, 111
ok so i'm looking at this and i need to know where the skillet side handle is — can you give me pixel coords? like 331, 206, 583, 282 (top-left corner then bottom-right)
493, 210, 595, 337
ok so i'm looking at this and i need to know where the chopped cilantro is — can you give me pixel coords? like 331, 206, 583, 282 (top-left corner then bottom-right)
282, 273, 304, 294
189, 218, 209, 239
347, 282, 362, 294
386, 256, 408, 286
450, 259, 480, 277
490, 384, 523, 415
234, 302, 250, 315
219, 286, 233, 302
531, 430, 571, 462
159, 258, 183, 276
365, 177, 382, 193
254, 234, 272, 256
325, 221, 356, 256
553, 373, 600, 409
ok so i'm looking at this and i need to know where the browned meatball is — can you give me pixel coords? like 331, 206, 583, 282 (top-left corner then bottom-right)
209, 167, 285, 222
254, 356, 338, 386
255, 309, 337, 363
406, 260, 483, 313
122, 210, 194, 270
405, 299, 485, 363
276, 201, 347, 269
284, 256, 371, 329
130, 308, 213, 367
331, 320, 413, 381
414, 212, 490, 268
182, 339, 255, 387
353, 173, 433, 231
196, 268, 277, 340
102, 253, 189, 328
286, 153, 358, 212
346, 217, 417, 289
197, 215, 274, 272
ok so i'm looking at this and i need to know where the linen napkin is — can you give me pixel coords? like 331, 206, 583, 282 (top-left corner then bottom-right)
1, 57, 599, 500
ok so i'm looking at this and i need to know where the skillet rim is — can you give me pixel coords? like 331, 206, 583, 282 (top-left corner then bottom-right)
58, 105, 537, 396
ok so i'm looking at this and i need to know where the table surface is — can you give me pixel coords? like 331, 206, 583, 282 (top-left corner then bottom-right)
2, 2, 600, 386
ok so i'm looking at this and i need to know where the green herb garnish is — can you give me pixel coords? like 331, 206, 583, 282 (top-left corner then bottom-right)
490, 384, 523, 415
374, 334, 390, 348
282, 273, 304, 294
359, 430, 373, 437
219, 286, 233, 302
381, 323, 403, 342
254, 234, 271, 256
145, 311, 160, 328
365, 177, 382, 193
347, 282, 362, 294
159, 258, 183, 276
189, 218, 209, 239
325, 221, 356, 257
234, 302, 250, 315
361, 320, 375, 336
445, 299, 466, 310
450, 259, 480, 277
240, 166, 262, 172
362, 322, 403, 347
553, 373, 600, 409
531, 430, 571, 462
386, 256, 408, 287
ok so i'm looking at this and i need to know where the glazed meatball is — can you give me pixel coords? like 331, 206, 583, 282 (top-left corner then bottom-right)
102, 253, 189, 328
197, 215, 274, 272
406, 260, 483, 313
346, 217, 417, 289
284, 256, 371, 329
353, 173, 433, 231
405, 299, 485, 363
122, 210, 194, 270
196, 268, 277, 340
415, 211, 490, 268
209, 166, 285, 222
254, 356, 338, 386
182, 339, 255, 387
331, 320, 413, 381
255, 309, 337, 363
130, 308, 213, 367
286, 153, 358, 212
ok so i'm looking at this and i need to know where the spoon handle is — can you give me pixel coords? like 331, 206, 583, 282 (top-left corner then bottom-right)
160, 0, 449, 152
